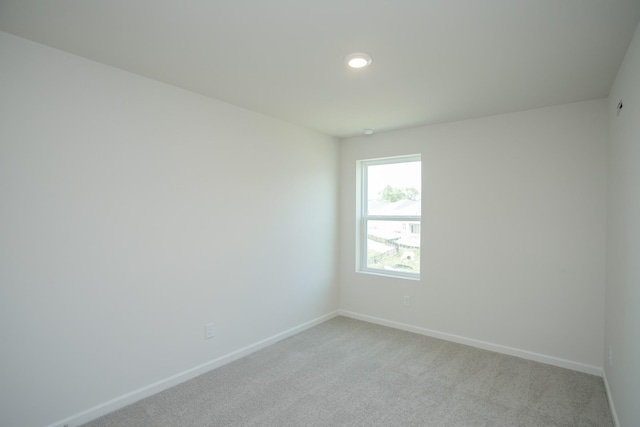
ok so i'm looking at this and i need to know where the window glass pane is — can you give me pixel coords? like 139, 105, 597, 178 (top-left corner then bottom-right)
366, 220, 420, 273
367, 161, 421, 216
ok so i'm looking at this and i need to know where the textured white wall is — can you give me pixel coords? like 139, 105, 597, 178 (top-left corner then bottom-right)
0, 32, 338, 427
339, 100, 607, 370
605, 21, 640, 427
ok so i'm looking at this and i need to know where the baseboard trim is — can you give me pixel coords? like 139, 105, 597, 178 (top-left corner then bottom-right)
602, 370, 620, 427
49, 310, 339, 427
338, 310, 602, 376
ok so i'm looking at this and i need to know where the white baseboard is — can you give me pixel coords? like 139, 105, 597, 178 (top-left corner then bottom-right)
49, 311, 339, 427
338, 310, 603, 377
50, 309, 607, 427
602, 370, 620, 427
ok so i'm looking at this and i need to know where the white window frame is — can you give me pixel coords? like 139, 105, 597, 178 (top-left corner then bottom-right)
358, 155, 421, 280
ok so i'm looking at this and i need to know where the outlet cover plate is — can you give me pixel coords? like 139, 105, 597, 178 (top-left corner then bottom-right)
206, 323, 215, 339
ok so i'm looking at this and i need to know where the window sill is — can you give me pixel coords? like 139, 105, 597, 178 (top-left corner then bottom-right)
357, 269, 420, 281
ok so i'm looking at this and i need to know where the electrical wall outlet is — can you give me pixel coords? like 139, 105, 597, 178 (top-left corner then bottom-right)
402, 295, 410, 307
206, 323, 215, 339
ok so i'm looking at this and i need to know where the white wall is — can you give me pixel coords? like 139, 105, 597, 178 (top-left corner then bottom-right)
605, 21, 640, 427
339, 100, 607, 371
0, 32, 338, 427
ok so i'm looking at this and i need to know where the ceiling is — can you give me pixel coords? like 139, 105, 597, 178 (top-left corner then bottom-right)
1, 1, 639, 138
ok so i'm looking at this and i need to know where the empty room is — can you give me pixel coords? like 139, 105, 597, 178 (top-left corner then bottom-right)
1, 1, 639, 426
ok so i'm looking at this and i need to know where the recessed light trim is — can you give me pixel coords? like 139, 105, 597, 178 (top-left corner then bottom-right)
345, 52, 372, 68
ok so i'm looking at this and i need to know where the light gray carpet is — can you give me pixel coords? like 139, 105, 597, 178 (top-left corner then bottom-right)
83, 317, 613, 426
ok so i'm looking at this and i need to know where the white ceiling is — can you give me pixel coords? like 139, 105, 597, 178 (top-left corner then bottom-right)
1, 0, 639, 138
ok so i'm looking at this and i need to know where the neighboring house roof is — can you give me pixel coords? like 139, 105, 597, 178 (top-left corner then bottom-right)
368, 199, 421, 216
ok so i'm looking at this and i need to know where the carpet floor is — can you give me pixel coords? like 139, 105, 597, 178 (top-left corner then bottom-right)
83, 316, 613, 426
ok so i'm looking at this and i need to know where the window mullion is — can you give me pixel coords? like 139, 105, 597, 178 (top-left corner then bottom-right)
365, 215, 421, 222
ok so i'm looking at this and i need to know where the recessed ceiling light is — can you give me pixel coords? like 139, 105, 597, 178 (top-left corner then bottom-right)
345, 52, 372, 68
364, 128, 374, 135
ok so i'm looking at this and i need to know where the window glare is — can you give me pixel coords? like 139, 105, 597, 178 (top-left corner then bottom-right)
367, 161, 421, 201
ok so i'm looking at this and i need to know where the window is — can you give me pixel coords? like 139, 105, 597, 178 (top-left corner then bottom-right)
359, 155, 421, 279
